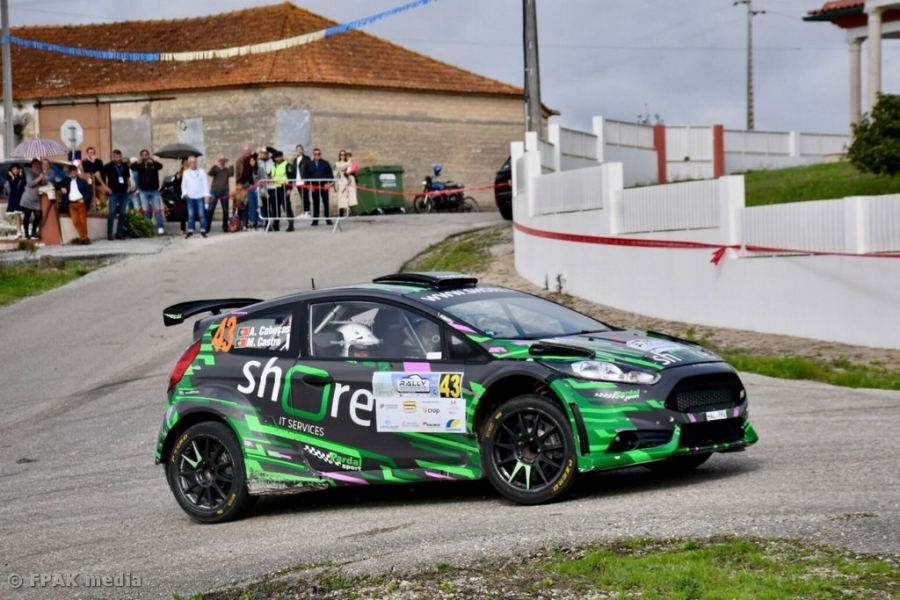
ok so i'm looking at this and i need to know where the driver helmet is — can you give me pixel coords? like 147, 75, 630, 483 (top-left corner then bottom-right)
337, 323, 381, 357
433, 164, 442, 176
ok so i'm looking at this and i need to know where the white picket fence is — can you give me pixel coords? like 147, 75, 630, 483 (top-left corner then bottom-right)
540, 116, 850, 186
511, 131, 900, 349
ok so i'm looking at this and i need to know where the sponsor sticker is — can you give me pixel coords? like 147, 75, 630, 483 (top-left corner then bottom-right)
373, 372, 466, 433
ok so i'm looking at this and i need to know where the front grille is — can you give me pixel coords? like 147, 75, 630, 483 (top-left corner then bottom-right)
680, 419, 745, 448
667, 373, 743, 413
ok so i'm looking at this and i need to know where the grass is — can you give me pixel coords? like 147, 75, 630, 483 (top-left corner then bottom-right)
720, 353, 900, 390
401, 225, 507, 273
743, 161, 900, 206
183, 536, 900, 599
0, 260, 98, 306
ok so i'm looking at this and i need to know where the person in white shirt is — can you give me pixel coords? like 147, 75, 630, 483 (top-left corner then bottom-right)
181, 156, 211, 238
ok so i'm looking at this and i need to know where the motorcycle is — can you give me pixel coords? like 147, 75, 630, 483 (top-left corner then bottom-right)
412, 165, 479, 213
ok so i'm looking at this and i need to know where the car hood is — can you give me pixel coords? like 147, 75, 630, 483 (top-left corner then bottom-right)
486, 330, 722, 369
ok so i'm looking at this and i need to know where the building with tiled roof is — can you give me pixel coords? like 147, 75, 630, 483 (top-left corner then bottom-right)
806, 1, 900, 126
1, 2, 533, 210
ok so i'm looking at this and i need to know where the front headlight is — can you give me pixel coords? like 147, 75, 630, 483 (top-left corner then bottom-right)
571, 360, 660, 385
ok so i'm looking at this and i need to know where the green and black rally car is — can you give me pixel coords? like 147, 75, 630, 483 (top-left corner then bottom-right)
158, 272, 758, 523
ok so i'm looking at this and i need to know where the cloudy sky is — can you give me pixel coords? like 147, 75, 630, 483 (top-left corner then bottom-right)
7, 0, 896, 134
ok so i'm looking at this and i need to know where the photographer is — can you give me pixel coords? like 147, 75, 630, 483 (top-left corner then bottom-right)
134, 149, 166, 235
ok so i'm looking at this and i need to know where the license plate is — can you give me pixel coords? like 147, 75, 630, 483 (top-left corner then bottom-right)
706, 410, 727, 421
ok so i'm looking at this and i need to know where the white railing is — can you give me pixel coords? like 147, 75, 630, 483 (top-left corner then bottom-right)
620, 179, 721, 233
603, 119, 655, 149
725, 130, 792, 155
559, 127, 599, 160
864, 194, 900, 253
799, 133, 849, 156
532, 165, 605, 216
538, 138, 558, 173
742, 199, 846, 255
666, 126, 714, 161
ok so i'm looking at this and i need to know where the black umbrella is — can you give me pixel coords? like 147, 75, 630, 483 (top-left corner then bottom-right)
155, 143, 203, 159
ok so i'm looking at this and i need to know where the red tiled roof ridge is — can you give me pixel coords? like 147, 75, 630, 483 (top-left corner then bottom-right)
3, 2, 522, 100
808, 0, 864, 16
10, 2, 311, 39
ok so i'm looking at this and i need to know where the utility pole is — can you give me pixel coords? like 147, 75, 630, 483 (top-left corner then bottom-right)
523, 0, 542, 135
734, 0, 765, 130
1, 0, 13, 159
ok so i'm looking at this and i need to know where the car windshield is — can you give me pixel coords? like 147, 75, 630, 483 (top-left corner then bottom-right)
441, 293, 610, 340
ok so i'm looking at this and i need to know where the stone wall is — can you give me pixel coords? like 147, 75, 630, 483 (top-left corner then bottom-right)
147, 86, 521, 210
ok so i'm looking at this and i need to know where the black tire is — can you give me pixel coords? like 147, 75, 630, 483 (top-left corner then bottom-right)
462, 196, 480, 213
375, 208, 385, 215
498, 203, 513, 221
166, 421, 256, 523
644, 452, 712, 474
413, 195, 433, 214
481, 396, 577, 505
399, 207, 407, 214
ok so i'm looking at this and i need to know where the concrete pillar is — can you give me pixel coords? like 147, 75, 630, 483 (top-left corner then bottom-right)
849, 38, 862, 126
712, 125, 725, 178
867, 8, 883, 112
653, 124, 667, 184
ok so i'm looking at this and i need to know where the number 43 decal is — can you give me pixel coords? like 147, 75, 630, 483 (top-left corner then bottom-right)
439, 373, 462, 398
211, 316, 237, 352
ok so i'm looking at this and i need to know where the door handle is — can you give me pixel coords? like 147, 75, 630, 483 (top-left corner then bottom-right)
302, 374, 334, 386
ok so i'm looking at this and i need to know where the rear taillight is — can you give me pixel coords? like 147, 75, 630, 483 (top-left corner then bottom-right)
168, 339, 202, 392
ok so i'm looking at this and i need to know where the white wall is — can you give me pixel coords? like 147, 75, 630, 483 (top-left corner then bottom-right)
512, 133, 900, 350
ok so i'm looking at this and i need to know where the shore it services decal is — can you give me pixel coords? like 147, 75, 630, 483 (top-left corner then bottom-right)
373, 372, 466, 433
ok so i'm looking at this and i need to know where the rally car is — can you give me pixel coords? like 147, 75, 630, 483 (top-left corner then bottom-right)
158, 272, 758, 523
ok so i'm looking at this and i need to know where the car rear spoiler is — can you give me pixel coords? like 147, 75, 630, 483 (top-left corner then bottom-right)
163, 298, 262, 326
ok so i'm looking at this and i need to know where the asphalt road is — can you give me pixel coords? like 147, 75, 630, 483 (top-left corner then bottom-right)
1, 213, 898, 600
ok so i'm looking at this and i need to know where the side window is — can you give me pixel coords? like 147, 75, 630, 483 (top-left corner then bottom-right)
213, 306, 295, 357
309, 301, 444, 360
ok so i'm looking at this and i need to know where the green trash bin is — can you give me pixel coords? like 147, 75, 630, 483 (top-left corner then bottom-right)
352, 165, 406, 215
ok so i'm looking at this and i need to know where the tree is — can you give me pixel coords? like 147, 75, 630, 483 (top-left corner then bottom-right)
848, 93, 900, 177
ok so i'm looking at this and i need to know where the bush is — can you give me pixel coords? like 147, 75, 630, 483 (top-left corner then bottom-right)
123, 211, 155, 238
847, 93, 900, 176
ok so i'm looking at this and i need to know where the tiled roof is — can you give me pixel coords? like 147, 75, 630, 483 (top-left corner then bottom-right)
807, 1, 864, 17
1, 2, 521, 101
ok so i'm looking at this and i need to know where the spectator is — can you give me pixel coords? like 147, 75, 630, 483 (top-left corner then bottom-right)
345, 150, 360, 213
307, 148, 334, 226
4, 163, 26, 238
82, 146, 109, 207
58, 163, 94, 244
101, 150, 131, 241
134, 149, 166, 235
21, 159, 44, 240
181, 155, 210, 239
128, 157, 142, 211
235, 145, 255, 230
247, 153, 267, 230
258, 147, 276, 230
172, 157, 189, 232
271, 150, 294, 232
207, 153, 233, 232
334, 150, 354, 218
294, 144, 311, 218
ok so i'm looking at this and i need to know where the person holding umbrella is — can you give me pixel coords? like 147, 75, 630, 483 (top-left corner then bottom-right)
21, 159, 44, 239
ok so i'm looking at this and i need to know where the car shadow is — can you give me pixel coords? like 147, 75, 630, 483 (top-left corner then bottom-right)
249, 455, 763, 518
